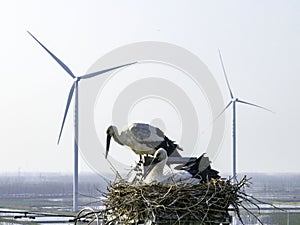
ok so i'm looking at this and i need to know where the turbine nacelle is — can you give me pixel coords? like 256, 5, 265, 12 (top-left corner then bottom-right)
28, 31, 137, 144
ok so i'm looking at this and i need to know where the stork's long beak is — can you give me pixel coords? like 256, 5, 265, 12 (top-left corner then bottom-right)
106, 134, 112, 159
143, 157, 160, 178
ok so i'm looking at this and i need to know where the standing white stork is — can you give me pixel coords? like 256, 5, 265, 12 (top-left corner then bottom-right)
105, 123, 183, 160
143, 149, 201, 184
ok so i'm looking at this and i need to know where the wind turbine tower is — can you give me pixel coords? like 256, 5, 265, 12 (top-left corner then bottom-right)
28, 32, 136, 211
218, 50, 272, 180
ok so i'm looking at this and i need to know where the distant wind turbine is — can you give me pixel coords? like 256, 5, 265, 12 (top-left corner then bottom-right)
28, 31, 136, 211
217, 50, 273, 180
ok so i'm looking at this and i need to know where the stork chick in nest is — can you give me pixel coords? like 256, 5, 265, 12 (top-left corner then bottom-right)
143, 149, 201, 184
144, 149, 220, 184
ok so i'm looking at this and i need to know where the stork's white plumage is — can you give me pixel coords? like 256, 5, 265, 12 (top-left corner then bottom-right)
143, 149, 201, 184
105, 123, 183, 159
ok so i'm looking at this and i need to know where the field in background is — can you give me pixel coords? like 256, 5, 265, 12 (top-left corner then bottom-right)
1, 173, 300, 224
0, 172, 113, 211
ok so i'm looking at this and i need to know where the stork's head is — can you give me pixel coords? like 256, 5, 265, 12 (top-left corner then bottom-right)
143, 149, 168, 179
106, 125, 116, 136
105, 125, 117, 159
152, 149, 168, 164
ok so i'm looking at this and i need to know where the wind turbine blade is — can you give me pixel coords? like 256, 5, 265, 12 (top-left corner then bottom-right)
27, 31, 76, 79
218, 49, 234, 99
80, 62, 137, 79
214, 101, 233, 121
57, 82, 76, 144
236, 99, 274, 113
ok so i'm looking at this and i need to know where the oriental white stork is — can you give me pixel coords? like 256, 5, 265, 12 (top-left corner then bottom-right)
143, 149, 201, 184
105, 123, 183, 160
143, 149, 220, 184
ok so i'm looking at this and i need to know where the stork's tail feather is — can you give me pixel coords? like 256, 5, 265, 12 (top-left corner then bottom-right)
200, 168, 220, 181
161, 136, 184, 156
176, 145, 184, 151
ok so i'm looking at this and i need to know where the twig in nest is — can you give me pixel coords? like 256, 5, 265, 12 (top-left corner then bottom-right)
100, 176, 262, 224
77, 176, 274, 225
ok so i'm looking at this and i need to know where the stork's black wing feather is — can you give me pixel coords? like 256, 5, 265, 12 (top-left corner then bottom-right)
178, 153, 220, 182
180, 153, 206, 172
198, 168, 220, 181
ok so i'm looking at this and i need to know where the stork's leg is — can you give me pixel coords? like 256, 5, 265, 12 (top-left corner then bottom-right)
138, 155, 143, 165
134, 155, 143, 168
143, 154, 150, 166
133, 155, 143, 172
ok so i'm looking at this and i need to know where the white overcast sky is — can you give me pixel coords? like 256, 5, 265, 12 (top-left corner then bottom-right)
0, 1, 299, 175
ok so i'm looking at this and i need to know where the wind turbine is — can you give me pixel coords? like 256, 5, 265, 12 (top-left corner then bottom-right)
217, 50, 272, 181
28, 32, 136, 211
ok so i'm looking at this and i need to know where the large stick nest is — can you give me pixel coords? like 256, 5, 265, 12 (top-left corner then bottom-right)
100, 176, 262, 225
